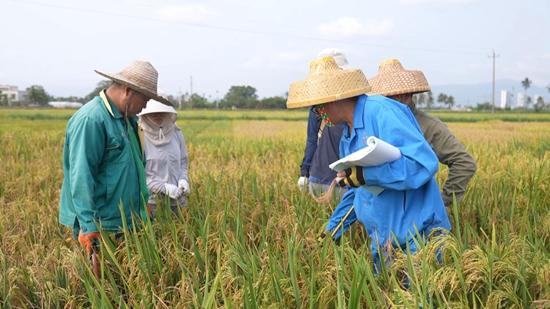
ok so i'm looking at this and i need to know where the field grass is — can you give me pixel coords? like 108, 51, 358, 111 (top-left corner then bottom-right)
0, 108, 549, 308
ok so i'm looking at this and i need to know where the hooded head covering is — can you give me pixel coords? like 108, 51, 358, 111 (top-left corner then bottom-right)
138, 100, 179, 145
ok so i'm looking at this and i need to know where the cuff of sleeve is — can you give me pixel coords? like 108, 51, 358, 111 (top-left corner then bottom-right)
80, 221, 99, 234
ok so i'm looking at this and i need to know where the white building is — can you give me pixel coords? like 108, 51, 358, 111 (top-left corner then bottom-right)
516, 92, 526, 109
500, 90, 512, 109
0, 84, 20, 105
48, 101, 83, 109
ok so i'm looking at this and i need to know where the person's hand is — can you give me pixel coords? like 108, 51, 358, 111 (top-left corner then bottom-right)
177, 179, 190, 196
78, 231, 100, 255
337, 166, 365, 188
164, 183, 180, 199
297, 176, 308, 191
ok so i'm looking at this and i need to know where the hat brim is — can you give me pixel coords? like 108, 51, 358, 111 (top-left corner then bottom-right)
287, 87, 370, 108
94, 70, 173, 106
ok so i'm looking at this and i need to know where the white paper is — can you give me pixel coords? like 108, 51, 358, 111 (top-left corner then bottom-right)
329, 137, 401, 196
329, 136, 402, 172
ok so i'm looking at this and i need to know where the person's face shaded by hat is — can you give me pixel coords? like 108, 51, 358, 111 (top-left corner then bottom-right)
108, 83, 150, 117
313, 96, 358, 127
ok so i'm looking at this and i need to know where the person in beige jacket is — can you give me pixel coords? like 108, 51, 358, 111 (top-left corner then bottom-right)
369, 59, 477, 207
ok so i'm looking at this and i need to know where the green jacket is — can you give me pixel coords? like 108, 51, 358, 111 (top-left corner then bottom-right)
59, 92, 146, 235
412, 107, 477, 206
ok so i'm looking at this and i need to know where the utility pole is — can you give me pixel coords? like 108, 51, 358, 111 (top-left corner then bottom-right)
489, 50, 499, 113
189, 76, 193, 109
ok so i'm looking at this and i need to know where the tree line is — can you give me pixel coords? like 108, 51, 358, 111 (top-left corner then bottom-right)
2, 78, 549, 110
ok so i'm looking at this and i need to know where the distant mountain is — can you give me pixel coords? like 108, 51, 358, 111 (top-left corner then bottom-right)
431, 79, 550, 107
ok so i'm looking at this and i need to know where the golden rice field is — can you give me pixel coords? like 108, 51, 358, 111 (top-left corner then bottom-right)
0, 108, 549, 308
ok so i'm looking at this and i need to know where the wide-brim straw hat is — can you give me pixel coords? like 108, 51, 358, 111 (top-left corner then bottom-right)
368, 59, 430, 96
138, 100, 176, 116
286, 56, 371, 109
95, 60, 172, 105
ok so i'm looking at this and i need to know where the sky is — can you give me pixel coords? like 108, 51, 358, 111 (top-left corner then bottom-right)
1, 0, 549, 100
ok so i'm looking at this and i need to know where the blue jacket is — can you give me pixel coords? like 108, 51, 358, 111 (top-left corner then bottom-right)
326, 95, 451, 257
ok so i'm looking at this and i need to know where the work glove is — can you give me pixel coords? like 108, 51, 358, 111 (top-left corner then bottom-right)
177, 179, 190, 196
78, 231, 101, 255
337, 166, 366, 188
297, 176, 308, 192
164, 183, 180, 199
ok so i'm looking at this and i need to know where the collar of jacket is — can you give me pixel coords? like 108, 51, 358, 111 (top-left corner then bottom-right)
99, 90, 123, 119
345, 94, 367, 138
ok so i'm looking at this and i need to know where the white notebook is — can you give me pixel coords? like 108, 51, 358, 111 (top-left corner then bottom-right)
329, 136, 402, 195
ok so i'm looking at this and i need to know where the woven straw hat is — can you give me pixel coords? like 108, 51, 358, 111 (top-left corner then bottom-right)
369, 59, 430, 96
95, 60, 171, 105
286, 56, 371, 109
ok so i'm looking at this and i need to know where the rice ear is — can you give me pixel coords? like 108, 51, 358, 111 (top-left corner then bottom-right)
314, 178, 339, 204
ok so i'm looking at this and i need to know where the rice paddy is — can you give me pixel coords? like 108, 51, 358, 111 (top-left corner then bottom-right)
0, 108, 549, 308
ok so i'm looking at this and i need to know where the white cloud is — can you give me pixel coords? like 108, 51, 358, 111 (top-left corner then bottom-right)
400, 0, 475, 5
317, 17, 393, 38
156, 4, 215, 23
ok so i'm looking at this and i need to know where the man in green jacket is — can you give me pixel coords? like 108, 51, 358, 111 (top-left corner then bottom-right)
369, 59, 477, 207
59, 60, 172, 254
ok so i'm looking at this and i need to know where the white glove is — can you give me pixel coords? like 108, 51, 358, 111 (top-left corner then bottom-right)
164, 183, 180, 199
177, 179, 190, 196
297, 176, 308, 192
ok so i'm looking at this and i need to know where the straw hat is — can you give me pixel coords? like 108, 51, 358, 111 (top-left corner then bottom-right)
286, 57, 371, 109
369, 59, 430, 96
138, 99, 176, 116
95, 60, 172, 105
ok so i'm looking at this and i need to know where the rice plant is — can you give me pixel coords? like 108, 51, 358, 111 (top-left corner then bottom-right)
0, 109, 548, 308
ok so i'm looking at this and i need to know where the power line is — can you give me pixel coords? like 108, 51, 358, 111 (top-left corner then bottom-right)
7, 0, 490, 56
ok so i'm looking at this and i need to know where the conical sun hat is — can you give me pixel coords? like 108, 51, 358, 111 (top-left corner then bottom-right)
138, 99, 176, 116
368, 59, 430, 96
286, 56, 371, 109
95, 60, 172, 105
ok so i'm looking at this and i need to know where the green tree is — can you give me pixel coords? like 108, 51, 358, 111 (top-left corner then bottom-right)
222, 85, 258, 109
446, 95, 455, 109
26, 85, 50, 105
412, 93, 426, 108
259, 96, 286, 109
437, 93, 448, 107
521, 77, 531, 93
426, 91, 434, 109
475, 102, 492, 111
188, 93, 210, 109
534, 96, 545, 112
84, 80, 112, 103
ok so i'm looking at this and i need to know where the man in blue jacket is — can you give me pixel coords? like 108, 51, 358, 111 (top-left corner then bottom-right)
287, 56, 451, 266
